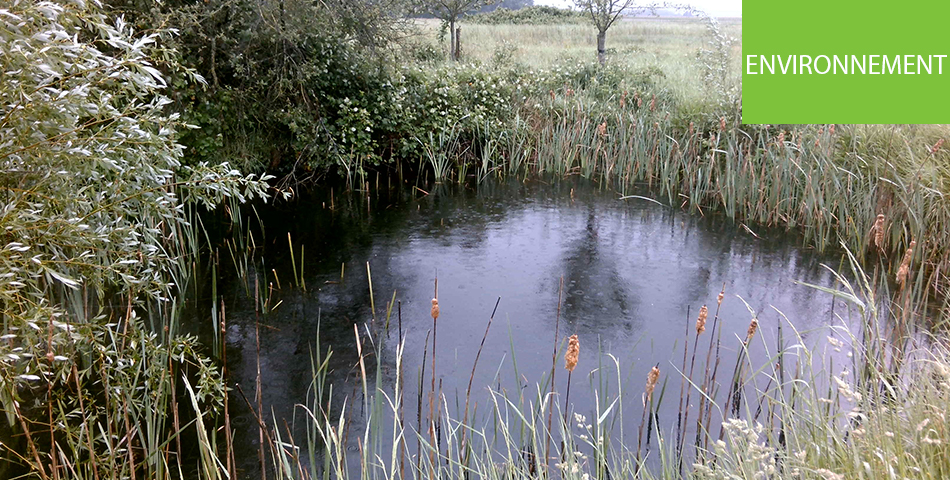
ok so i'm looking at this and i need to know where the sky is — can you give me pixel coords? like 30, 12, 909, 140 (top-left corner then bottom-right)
535, 0, 742, 18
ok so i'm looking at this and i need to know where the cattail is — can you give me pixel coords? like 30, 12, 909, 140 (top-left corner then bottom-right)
565, 334, 579, 372
745, 318, 758, 344
549, 90, 555, 101
649, 95, 656, 112
829, 124, 835, 135
620, 90, 628, 108
719, 116, 726, 132
430, 298, 439, 320
689, 121, 695, 136
872, 214, 885, 251
932, 139, 945, 155
645, 365, 660, 400
566, 88, 574, 97
696, 305, 708, 335
717, 290, 724, 307
897, 240, 916, 287
597, 122, 607, 137
777, 131, 785, 146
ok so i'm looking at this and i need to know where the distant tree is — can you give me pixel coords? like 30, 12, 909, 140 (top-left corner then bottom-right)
425, 0, 498, 61
573, 0, 640, 65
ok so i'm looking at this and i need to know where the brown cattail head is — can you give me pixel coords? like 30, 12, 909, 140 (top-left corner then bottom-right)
620, 90, 628, 109
549, 89, 555, 101
871, 213, 886, 251
897, 240, 916, 287
777, 131, 785, 146
689, 121, 695, 136
717, 290, 725, 307
597, 122, 607, 137
565, 334, 579, 373
650, 95, 656, 112
719, 116, 726, 132
430, 298, 440, 320
696, 305, 708, 335
645, 365, 660, 400
932, 138, 945, 155
829, 124, 836, 135
745, 317, 759, 344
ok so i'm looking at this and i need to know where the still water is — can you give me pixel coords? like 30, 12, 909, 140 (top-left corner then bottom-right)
216, 179, 853, 478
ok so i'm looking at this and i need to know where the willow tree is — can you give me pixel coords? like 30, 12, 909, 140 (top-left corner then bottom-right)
574, 0, 636, 65
0, 1, 276, 477
426, 0, 497, 61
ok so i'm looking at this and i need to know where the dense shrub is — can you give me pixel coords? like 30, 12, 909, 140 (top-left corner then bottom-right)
465, 5, 589, 24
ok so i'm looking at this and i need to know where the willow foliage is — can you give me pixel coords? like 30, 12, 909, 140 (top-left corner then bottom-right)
0, 0, 275, 476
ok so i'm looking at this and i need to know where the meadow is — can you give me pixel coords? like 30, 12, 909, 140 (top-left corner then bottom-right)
420, 16, 743, 108
3, 2, 950, 480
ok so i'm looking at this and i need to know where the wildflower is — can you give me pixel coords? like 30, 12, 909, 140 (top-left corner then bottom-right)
816, 469, 844, 480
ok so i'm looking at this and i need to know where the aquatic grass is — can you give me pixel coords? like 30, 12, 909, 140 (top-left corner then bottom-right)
246, 245, 950, 480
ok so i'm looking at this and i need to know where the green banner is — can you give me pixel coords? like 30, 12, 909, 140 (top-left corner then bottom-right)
742, 0, 950, 123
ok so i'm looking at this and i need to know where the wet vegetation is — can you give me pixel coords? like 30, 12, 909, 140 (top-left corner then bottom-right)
2, 0, 949, 479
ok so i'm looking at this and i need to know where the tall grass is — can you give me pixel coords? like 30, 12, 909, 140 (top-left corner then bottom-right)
239, 248, 950, 480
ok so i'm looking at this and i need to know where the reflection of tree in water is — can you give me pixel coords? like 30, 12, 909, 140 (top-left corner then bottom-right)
559, 204, 640, 334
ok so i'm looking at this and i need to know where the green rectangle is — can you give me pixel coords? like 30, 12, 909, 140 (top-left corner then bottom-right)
743, 0, 950, 123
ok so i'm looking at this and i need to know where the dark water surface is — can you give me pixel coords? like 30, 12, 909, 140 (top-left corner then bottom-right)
217, 179, 853, 478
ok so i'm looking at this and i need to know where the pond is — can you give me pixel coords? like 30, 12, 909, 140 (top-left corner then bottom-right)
213, 179, 855, 478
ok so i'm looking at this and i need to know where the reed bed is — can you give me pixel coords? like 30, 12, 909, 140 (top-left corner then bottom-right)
476, 90, 950, 329
238, 250, 950, 480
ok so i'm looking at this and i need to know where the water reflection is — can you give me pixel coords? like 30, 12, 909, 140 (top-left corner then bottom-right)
211, 179, 850, 479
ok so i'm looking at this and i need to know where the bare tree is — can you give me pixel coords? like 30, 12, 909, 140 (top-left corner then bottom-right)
573, 0, 639, 65
425, 0, 497, 61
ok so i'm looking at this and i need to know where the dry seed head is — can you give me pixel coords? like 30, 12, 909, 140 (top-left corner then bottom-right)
696, 305, 708, 335
829, 124, 835, 135
717, 290, 724, 307
430, 298, 440, 320
932, 138, 945, 155
565, 334, 579, 372
872, 214, 885, 251
897, 240, 916, 287
719, 116, 726, 132
597, 122, 607, 137
650, 95, 656, 112
745, 318, 759, 344
645, 365, 660, 399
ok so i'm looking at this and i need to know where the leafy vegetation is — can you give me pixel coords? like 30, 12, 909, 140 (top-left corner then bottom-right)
465, 5, 590, 24
0, 1, 273, 477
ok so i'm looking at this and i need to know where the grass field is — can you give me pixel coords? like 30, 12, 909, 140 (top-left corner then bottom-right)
415, 17, 742, 106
